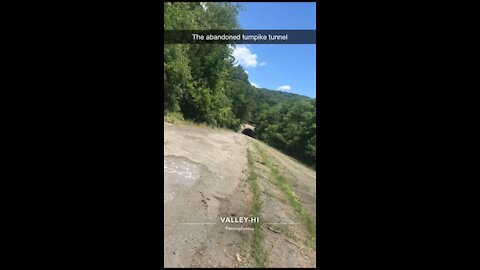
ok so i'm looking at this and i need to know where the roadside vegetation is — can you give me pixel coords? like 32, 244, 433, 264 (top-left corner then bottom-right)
246, 139, 316, 267
246, 145, 268, 268
164, 112, 185, 123
253, 141, 316, 250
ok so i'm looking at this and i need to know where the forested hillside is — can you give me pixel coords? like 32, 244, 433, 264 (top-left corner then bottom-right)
164, 2, 316, 168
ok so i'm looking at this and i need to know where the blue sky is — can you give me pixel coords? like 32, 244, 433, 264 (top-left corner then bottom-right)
233, 2, 316, 98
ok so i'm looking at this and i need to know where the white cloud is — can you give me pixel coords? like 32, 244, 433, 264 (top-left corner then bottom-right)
278, 85, 291, 91
259, 62, 267, 66
250, 82, 259, 88
232, 45, 258, 68
245, 70, 248, 74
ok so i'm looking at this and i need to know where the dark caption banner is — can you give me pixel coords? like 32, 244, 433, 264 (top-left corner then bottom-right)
164, 30, 316, 44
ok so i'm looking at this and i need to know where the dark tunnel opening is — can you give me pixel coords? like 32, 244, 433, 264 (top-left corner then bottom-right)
241, 128, 254, 138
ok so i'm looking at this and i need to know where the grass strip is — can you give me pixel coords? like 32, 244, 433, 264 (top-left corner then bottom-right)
246, 146, 269, 268
253, 142, 316, 250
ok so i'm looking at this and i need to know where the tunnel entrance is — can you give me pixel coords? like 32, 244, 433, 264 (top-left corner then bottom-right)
242, 128, 254, 138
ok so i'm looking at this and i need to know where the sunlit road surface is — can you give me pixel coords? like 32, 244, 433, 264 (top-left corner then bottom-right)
164, 156, 201, 202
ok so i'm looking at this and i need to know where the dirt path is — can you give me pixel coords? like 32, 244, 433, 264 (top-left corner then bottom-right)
164, 122, 316, 268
